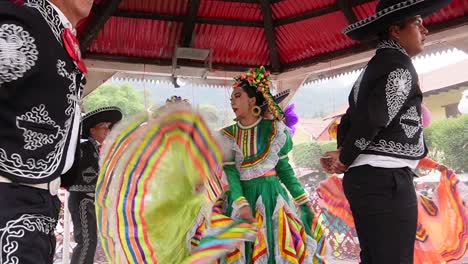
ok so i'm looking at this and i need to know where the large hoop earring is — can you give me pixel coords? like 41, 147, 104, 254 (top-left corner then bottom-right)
251, 106, 261, 117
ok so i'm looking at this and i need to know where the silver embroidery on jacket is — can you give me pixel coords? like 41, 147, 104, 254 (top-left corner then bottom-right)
399, 106, 421, 138
385, 68, 412, 125
0, 24, 38, 86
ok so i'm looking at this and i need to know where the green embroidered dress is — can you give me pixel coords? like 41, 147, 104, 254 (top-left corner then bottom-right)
220, 118, 318, 263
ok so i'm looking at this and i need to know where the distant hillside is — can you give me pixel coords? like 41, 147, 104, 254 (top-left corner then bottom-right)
292, 78, 354, 118
109, 76, 357, 120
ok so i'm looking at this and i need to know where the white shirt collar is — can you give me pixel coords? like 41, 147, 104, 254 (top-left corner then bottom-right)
47, 0, 76, 34
237, 117, 262, 129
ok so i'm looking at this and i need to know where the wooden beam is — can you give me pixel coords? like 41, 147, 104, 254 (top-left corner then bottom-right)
336, 0, 358, 24
275, 0, 374, 26
349, 0, 376, 6
215, 0, 258, 3
216, 0, 285, 3
197, 17, 263, 27
85, 53, 257, 72
79, 0, 123, 54
85, 13, 468, 74
114, 10, 184, 22
112, 0, 375, 29
425, 14, 468, 33
181, 0, 201, 47
283, 44, 372, 71
259, 0, 281, 72
113, 10, 263, 27
85, 58, 246, 80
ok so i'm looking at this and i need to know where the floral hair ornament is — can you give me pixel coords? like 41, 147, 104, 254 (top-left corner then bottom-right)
166, 95, 190, 105
233, 66, 284, 120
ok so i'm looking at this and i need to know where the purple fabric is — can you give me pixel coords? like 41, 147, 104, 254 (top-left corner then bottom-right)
284, 104, 299, 136
422, 104, 431, 128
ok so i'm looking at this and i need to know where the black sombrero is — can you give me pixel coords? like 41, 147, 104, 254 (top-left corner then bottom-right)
81, 106, 123, 139
260, 89, 290, 111
343, 0, 451, 41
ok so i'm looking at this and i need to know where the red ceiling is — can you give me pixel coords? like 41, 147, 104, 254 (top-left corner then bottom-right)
193, 24, 269, 65
198, 1, 262, 21
118, 0, 189, 15
275, 11, 355, 64
88, 17, 183, 59
271, 0, 336, 20
77, 0, 468, 71
425, 0, 468, 24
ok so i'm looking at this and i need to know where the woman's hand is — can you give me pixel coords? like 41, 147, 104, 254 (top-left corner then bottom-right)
238, 206, 255, 222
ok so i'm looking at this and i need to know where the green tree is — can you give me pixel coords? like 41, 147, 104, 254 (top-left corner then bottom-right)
319, 140, 337, 153
292, 142, 327, 179
424, 115, 468, 173
292, 140, 340, 181
83, 83, 146, 116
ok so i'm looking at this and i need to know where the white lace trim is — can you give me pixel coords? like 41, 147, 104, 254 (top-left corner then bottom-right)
385, 68, 412, 125
223, 121, 288, 181
0, 24, 38, 86
231, 197, 250, 214
237, 117, 262, 129
0, 214, 56, 264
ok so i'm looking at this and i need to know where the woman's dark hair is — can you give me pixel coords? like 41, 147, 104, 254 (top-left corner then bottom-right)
239, 81, 266, 107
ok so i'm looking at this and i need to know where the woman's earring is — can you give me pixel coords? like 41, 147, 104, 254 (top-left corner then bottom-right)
252, 106, 261, 117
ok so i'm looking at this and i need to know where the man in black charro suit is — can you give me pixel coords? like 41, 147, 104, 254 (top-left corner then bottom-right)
63, 106, 122, 264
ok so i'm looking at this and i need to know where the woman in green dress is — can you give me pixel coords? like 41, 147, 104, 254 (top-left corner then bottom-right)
219, 66, 320, 263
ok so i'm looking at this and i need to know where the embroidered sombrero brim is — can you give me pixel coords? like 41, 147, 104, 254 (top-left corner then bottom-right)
81, 106, 123, 139
343, 0, 451, 41
260, 89, 290, 111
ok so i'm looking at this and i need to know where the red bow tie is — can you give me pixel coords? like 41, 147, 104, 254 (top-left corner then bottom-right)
98, 145, 102, 154
62, 28, 87, 73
